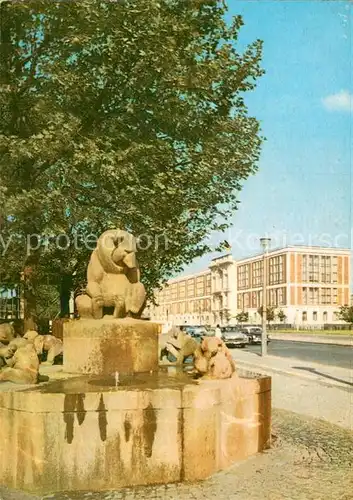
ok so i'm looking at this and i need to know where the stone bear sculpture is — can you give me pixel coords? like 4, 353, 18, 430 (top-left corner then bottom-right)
0, 343, 39, 384
160, 327, 198, 365
194, 336, 236, 379
0, 342, 17, 369
0, 322, 15, 344
76, 229, 146, 319
23, 330, 63, 365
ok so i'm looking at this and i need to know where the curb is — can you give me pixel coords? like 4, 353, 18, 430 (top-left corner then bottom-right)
235, 360, 353, 393
269, 335, 352, 347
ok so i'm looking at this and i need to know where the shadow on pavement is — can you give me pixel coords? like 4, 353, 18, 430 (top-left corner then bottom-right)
292, 366, 353, 387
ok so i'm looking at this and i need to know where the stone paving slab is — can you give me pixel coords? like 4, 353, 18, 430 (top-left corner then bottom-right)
1, 409, 352, 500
230, 349, 352, 430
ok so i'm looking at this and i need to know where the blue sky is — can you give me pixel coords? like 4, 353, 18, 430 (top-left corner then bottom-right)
182, 0, 352, 277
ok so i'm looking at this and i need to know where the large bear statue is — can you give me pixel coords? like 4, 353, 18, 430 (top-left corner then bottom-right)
76, 229, 146, 319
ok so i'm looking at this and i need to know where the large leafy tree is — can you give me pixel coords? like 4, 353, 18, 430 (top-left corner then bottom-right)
0, 0, 264, 324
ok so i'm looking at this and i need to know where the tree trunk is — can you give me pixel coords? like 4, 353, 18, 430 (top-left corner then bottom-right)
23, 281, 38, 332
22, 259, 40, 332
60, 274, 72, 318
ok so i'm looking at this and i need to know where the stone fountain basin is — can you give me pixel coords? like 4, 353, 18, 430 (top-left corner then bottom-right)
0, 367, 271, 494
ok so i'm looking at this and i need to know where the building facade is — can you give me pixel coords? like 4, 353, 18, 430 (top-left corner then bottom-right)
0, 285, 22, 320
209, 254, 237, 325
151, 270, 212, 327
237, 246, 350, 325
150, 254, 237, 326
150, 246, 351, 327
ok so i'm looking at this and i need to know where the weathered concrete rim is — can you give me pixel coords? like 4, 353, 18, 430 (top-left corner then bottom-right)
0, 371, 272, 494
0, 372, 271, 413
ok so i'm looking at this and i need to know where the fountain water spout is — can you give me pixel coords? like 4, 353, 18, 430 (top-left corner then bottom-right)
115, 371, 120, 387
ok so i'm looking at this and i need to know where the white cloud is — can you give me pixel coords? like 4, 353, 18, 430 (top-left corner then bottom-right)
322, 90, 352, 112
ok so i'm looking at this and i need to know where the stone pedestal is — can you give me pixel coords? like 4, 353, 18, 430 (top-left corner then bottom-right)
63, 318, 159, 375
0, 371, 271, 494
0, 315, 272, 494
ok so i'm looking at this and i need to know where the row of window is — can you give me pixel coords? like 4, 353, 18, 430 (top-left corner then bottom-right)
302, 255, 338, 283
302, 311, 336, 322
156, 270, 231, 302
302, 287, 338, 305
213, 294, 228, 310
212, 270, 229, 291
156, 275, 212, 301
237, 254, 343, 291
238, 255, 286, 289
237, 288, 287, 309
153, 308, 213, 320
158, 298, 212, 316
156, 254, 346, 303
236, 287, 341, 308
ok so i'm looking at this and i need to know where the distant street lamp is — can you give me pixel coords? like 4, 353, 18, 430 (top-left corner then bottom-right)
260, 237, 271, 356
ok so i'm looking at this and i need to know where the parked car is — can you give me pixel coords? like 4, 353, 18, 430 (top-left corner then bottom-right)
204, 327, 216, 337
241, 326, 270, 345
184, 326, 207, 340
220, 327, 249, 348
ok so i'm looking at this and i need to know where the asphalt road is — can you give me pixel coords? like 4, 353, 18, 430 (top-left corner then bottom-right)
244, 340, 353, 369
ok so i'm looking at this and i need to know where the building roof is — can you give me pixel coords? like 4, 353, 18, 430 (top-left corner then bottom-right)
236, 245, 351, 264
158, 245, 351, 286
211, 253, 232, 261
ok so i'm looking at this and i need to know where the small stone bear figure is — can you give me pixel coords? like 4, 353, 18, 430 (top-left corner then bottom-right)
160, 327, 198, 364
23, 330, 63, 365
75, 229, 146, 319
193, 336, 237, 379
0, 343, 39, 384
0, 322, 15, 344
0, 342, 17, 369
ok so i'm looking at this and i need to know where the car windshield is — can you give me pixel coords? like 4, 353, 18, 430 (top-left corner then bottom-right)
186, 327, 206, 334
250, 328, 262, 334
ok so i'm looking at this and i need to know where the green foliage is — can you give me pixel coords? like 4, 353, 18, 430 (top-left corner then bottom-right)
257, 306, 276, 324
0, 0, 264, 308
235, 311, 249, 324
336, 305, 353, 324
36, 284, 61, 320
277, 309, 287, 323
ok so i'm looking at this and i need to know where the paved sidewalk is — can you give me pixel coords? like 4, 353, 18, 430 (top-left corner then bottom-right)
232, 349, 352, 388
270, 332, 352, 346
232, 350, 353, 430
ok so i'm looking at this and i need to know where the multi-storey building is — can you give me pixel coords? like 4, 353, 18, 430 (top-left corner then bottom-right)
209, 254, 237, 325
0, 285, 22, 320
150, 246, 351, 327
150, 254, 237, 326
237, 246, 350, 325
151, 270, 212, 326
